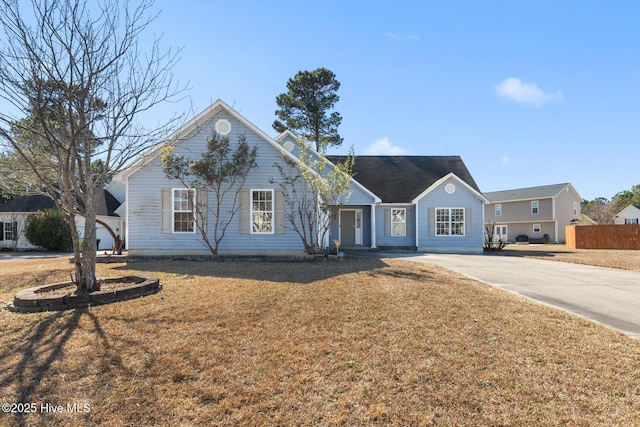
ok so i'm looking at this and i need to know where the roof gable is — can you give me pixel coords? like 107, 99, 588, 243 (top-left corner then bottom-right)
116, 99, 300, 180
327, 155, 480, 203
412, 172, 489, 204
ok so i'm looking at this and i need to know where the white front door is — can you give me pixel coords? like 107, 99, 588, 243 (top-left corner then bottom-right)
354, 210, 362, 245
494, 225, 508, 242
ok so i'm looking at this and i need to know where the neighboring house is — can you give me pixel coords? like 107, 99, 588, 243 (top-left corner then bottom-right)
114, 99, 488, 255
0, 191, 123, 251
614, 205, 640, 224
483, 183, 582, 244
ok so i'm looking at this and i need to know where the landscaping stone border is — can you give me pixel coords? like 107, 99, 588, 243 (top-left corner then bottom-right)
8, 276, 161, 313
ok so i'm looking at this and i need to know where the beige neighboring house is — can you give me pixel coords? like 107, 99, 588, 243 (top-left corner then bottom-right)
614, 205, 640, 224
483, 183, 582, 244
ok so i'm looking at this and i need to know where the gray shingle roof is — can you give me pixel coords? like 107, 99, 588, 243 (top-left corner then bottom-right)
483, 183, 571, 203
0, 190, 121, 216
326, 155, 480, 203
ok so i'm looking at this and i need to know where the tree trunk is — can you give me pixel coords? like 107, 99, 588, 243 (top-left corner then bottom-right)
77, 187, 99, 292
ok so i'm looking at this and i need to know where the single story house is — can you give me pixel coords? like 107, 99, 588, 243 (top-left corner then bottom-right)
614, 205, 640, 224
483, 183, 582, 243
114, 100, 488, 255
0, 190, 123, 251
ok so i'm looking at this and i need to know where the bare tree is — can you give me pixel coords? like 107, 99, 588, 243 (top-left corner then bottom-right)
272, 139, 354, 254
583, 197, 616, 224
0, 0, 185, 291
161, 132, 258, 255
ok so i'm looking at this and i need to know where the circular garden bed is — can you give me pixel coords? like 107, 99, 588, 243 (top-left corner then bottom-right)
9, 276, 161, 313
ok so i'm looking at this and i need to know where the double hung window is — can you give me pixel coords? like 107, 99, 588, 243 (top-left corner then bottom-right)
173, 189, 195, 233
391, 208, 406, 236
251, 190, 274, 234
436, 208, 465, 236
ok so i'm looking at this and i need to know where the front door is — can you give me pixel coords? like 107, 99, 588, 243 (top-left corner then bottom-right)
340, 210, 356, 246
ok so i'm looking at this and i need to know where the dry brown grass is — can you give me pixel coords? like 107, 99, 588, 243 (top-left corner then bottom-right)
1, 256, 640, 426
497, 244, 640, 272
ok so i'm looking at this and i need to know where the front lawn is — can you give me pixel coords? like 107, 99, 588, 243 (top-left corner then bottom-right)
0, 256, 639, 426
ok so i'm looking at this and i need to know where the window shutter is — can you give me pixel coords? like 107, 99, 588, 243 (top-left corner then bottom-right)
406, 208, 414, 237
196, 189, 207, 231
384, 208, 390, 236
239, 190, 250, 234
465, 208, 472, 237
0, 222, 4, 241
11, 222, 18, 241
428, 208, 435, 237
161, 189, 172, 233
275, 190, 285, 234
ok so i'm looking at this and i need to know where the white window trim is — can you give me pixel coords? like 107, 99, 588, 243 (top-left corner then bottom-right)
435, 207, 465, 237
533, 223, 541, 233
495, 204, 502, 217
4, 222, 13, 241
172, 188, 196, 233
573, 202, 579, 215
391, 208, 406, 237
531, 200, 539, 214
250, 189, 275, 235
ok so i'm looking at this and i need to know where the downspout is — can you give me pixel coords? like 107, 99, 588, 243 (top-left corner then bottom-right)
370, 204, 377, 249
553, 197, 558, 243
415, 203, 419, 250
125, 178, 130, 251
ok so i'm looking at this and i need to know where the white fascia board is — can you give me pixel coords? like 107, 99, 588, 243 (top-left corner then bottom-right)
274, 129, 299, 143
412, 172, 490, 204
119, 99, 303, 179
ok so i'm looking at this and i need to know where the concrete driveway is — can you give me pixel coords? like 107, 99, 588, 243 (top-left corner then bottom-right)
383, 252, 640, 338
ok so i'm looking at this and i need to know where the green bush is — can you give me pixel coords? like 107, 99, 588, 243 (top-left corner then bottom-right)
24, 208, 73, 251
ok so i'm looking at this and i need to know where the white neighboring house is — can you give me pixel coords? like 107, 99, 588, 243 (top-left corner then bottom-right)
614, 205, 640, 224
0, 190, 123, 251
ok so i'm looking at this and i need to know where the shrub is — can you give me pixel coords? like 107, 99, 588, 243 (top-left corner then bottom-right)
24, 208, 73, 251
484, 222, 507, 252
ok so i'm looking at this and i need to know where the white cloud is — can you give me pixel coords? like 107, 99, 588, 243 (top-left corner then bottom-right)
495, 77, 563, 106
364, 137, 409, 155
385, 32, 420, 41
501, 155, 520, 166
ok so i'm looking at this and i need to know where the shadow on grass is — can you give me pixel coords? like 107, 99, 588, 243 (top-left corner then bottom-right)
487, 246, 576, 259
112, 256, 390, 284
0, 309, 127, 427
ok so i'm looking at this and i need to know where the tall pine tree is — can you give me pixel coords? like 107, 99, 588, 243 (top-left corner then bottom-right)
273, 68, 342, 153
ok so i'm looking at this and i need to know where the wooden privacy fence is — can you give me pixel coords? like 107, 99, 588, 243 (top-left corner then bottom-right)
566, 224, 640, 249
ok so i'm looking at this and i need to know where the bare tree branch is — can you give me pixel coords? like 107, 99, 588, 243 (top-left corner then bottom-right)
0, 0, 186, 290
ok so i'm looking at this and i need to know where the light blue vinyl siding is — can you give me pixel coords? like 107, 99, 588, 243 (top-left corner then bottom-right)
127, 111, 306, 253
416, 178, 484, 254
341, 181, 377, 205
375, 206, 416, 247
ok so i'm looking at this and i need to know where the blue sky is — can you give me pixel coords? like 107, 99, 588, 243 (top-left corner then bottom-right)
50, 1, 640, 200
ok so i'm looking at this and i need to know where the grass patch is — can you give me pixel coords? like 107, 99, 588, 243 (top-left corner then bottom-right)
1, 256, 639, 426
497, 244, 640, 272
